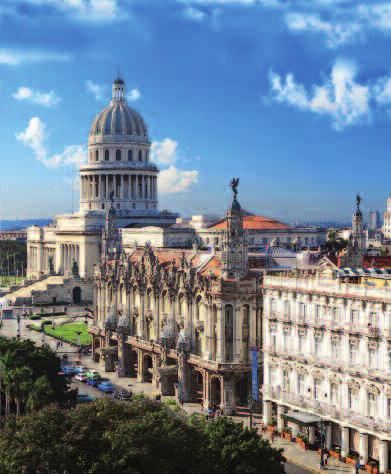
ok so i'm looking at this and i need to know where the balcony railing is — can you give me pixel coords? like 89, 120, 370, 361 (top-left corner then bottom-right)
262, 385, 391, 434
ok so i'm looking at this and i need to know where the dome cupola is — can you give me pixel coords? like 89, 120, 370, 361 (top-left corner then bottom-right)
89, 77, 148, 145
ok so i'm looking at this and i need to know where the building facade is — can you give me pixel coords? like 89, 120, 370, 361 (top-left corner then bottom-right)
262, 272, 391, 473
90, 185, 262, 414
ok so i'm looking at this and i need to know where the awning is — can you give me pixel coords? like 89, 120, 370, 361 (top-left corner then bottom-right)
282, 411, 322, 427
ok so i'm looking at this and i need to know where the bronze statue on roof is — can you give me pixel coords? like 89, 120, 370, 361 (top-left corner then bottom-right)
230, 178, 239, 199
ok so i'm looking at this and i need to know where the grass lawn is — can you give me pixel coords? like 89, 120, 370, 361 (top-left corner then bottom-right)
0, 276, 24, 287
44, 322, 91, 345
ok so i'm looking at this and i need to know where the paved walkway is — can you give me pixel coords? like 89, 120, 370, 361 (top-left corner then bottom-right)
0, 315, 355, 474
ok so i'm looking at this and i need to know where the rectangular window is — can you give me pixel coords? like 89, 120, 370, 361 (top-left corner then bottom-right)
331, 384, 338, 404
299, 303, 306, 320
368, 393, 377, 417
368, 311, 377, 328
332, 340, 339, 360
315, 305, 322, 322
298, 374, 305, 395
270, 298, 277, 316
314, 379, 322, 400
298, 334, 305, 353
349, 343, 357, 365
351, 310, 359, 325
369, 348, 378, 369
284, 300, 290, 318
314, 336, 322, 356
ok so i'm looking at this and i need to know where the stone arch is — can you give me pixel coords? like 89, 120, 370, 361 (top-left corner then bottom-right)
242, 304, 250, 363
72, 286, 82, 304
191, 368, 204, 404
130, 349, 138, 377
236, 377, 249, 406
143, 354, 153, 382
210, 376, 222, 408
225, 304, 234, 362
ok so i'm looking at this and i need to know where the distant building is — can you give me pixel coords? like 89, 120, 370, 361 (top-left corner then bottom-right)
383, 198, 391, 239
369, 211, 381, 231
0, 230, 27, 242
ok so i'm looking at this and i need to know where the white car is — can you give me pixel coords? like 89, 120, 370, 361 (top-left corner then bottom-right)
74, 373, 88, 382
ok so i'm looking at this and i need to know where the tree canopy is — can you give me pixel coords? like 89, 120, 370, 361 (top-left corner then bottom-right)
0, 397, 285, 474
0, 337, 75, 418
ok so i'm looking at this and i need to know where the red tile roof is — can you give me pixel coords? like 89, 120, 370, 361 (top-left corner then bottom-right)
208, 215, 290, 231
363, 256, 391, 268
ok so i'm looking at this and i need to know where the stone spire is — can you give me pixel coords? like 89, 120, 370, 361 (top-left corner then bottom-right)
102, 192, 121, 262
221, 178, 248, 279
339, 194, 364, 268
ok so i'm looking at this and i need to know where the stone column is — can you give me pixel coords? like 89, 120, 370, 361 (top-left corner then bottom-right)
359, 433, 368, 465
216, 305, 224, 363
177, 353, 192, 403
105, 174, 108, 199
277, 405, 286, 433
326, 424, 332, 450
222, 376, 236, 415
120, 174, 124, 199
154, 295, 160, 341
137, 350, 144, 383
308, 426, 316, 445
291, 423, 300, 438
145, 175, 149, 201
263, 400, 273, 425
341, 426, 349, 458
117, 334, 130, 377
379, 440, 389, 474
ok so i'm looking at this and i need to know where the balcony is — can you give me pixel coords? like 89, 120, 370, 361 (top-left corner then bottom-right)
326, 320, 344, 331
363, 325, 381, 338
278, 312, 292, 323
262, 387, 391, 435
267, 312, 278, 321
344, 322, 361, 334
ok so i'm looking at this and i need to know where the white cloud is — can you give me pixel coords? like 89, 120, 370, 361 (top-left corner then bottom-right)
127, 88, 141, 101
16, 117, 86, 168
285, 13, 361, 48
21, 0, 121, 22
184, 6, 206, 21
358, 4, 391, 32
12, 86, 61, 107
159, 165, 199, 194
151, 138, 179, 165
269, 59, 371, 130
0, 48, 71, 66
85, 80, 107, 102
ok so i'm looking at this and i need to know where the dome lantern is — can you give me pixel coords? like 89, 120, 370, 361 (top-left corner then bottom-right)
112, 76, 126, 102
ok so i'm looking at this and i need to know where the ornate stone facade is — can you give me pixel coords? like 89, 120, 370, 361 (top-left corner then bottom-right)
262, 271, 391, 472
90, 185, 261, 414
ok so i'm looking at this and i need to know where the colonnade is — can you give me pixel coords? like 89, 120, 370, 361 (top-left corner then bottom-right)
80, 174, 157, 202
60, 244, 79, 275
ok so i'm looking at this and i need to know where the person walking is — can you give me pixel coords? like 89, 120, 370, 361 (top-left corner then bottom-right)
355, 460, 361, 474
324, 452, 328, 467
271, 431, 275, 444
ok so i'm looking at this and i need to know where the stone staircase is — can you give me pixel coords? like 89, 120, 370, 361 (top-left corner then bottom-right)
5, 276, 69, 305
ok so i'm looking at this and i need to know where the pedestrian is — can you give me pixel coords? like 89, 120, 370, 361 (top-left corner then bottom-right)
355, 460, 360, 474
271, 431, 275, 444
324, 452, 328, 467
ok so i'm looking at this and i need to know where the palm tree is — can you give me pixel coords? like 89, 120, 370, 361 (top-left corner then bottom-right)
9, 366, 32, 417
26, 375, 52, 412
0, 351, 15, 419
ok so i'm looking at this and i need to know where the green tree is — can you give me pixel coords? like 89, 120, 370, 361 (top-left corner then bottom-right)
0, 351, 15, 418
0, 398, 285, 474
26, 375, 52, 412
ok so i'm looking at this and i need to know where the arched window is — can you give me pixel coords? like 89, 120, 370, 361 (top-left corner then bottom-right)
225, 305, 234, 362
138, 150, 142, 162
105, 149, 109, 161
128, 149, 133, 161
116, 149, 121, 161
95, 150, 99, 161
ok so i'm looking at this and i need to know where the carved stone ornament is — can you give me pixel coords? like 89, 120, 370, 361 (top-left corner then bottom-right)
283, 324, 291, 333
366, 383, 380, 396
347, 379, 360, 392
368, 340, 379, 350
269, 322, 278, 331
296, 365, 308, 375
329, 374, 341, 385
312, 369, 324, 380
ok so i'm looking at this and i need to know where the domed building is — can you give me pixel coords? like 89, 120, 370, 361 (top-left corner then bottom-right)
80, 78, 158, 214
26, 77, 178, 292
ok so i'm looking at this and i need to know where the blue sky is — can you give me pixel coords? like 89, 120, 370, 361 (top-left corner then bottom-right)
2, 0, 391, 222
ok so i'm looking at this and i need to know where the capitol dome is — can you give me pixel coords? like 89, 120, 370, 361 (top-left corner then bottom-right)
88, 77, 148, 145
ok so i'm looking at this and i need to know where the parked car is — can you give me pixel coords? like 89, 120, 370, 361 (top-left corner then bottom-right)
74, 372, 88, 382
97, 379, 115, 393
112, 389, 132, 401
62, 366, 76, 375
86, 375, 101, 386
76, 393, 94, 404
74, 366, 88, 374
86, 369, 99, 378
